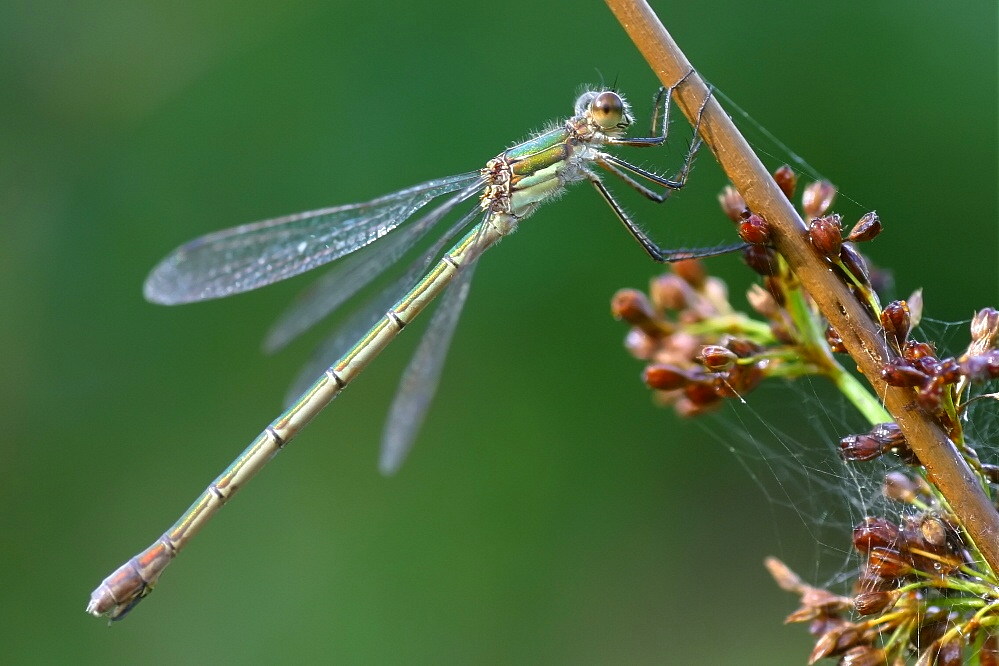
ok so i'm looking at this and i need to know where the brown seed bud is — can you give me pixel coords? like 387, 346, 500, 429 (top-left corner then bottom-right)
839, 434, 884, 462
853, 591, 894, 616
883, 471, 919, 503
902, 340, 936, 361
643, 364, 691, 391
919, 516, 948, 549
853, 517, 901, 554
880, 359, 928, 387
808, 214, 843, 259
742, 244, 780, 276
825, 325, 846, 353
737, 213, 771, 245
839, 646, 888, 666
683, 380, 720, 407
935, 357, 961, 383
671, 258, 706, 288
867, 546, 911, 578
838, 243, 870, 285
916, 376, 945, 411
809, 623, 862, 662
611, 289, 665, 337
718, 185, 747, 222
649, 274, 689, 311
623, 328, 656, 360
725, 338, 764, 358
880, 301, 910, 349
846, 211, 882, 242
802, 180, 836, 218
773, 165, 798, 199
698, 345, 738, 371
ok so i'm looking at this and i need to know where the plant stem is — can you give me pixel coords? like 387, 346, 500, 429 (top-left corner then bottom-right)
603, 0, 999, 575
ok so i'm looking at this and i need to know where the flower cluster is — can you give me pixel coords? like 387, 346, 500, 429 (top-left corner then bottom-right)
613, 167, 999, 664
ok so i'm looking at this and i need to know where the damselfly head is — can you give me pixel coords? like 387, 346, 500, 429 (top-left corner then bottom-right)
574, 90, 633, 132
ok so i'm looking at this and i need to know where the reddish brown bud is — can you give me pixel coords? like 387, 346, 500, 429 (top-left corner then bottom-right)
825, 325, 846, 353
902, 340, 936, 361
671, 258, 706, 288
718, 185, 747, 222
808, 623, 863, 662
802, 180, 836, 218
853, 517, 901, 554
839, 646, 888, 666
683, 380, 720, 407
919, 516, 948, 549
773, 165, 798, 200
726, 338, 764, 358
866, 546, 911, 578
808, 214, 843, 259
846, 212, 882, 243
880, 359, 929, 387
643, 364, 691, 390
917, 376, 945, 411
742, 245, 780, 276
838, 243, 870, 285
698, 345, 738, 371
737, 213, 771, 245
611, 289, 665, 337
839, 434, 884, 462
853, 591, 894, 616
880, 300, 910, 348
649, 274, 689, 311
883, 471, 919, 503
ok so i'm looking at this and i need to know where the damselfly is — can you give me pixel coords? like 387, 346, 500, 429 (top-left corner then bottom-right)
87, 75, 740, 620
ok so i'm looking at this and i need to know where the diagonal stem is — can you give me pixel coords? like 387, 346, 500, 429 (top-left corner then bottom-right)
604, 0, 999, 575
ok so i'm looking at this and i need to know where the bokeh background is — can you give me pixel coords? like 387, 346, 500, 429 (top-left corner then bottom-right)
2, 1, 996, 663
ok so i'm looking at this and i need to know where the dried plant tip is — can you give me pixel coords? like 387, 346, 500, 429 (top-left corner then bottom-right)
737, 213, 771, 245
747, 284, 781, 319
649, 274, 689, 311
825, 325, 847, 353
839, 646, 888, 666
853, 517, 902, 554
698, 345, 738, 371
773, 165, 798, 199
907, 288, 923, 330
808, 214, 843, 259
883, 471, 919, 503
671, 258, 706, 288
846, 211, 882, 243
643, 363, 691, 391
838, 243, 870, 285
764, 556, 805, 592
611, 289, 665, 337
880, 359, 929, 387
718, 185, 747, 222
802, 180, 837, 218
808, 623, 863, 663
971, 307, 999, 352
742, 244, 780, 276
880, 300, 911, 348
853, 591, 894, 616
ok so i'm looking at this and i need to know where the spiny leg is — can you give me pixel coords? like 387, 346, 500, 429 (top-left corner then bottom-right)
588, 173, 745, 263
598, 84, 713, 203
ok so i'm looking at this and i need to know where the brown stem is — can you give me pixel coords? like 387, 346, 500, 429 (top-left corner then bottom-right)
604, 0, 999, 574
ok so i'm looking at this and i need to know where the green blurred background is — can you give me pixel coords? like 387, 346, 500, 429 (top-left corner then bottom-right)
2, 1, 995, 663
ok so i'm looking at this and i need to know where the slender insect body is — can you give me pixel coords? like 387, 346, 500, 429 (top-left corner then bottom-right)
89, 80, 736, 621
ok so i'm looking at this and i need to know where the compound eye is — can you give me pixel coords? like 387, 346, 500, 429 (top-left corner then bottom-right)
589, 91, 625, 129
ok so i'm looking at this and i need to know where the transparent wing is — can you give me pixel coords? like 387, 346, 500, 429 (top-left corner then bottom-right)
263, 181, 483, 353
282, 204, 482, 406
144, 172, 483, 305
379, 259, 478, 476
